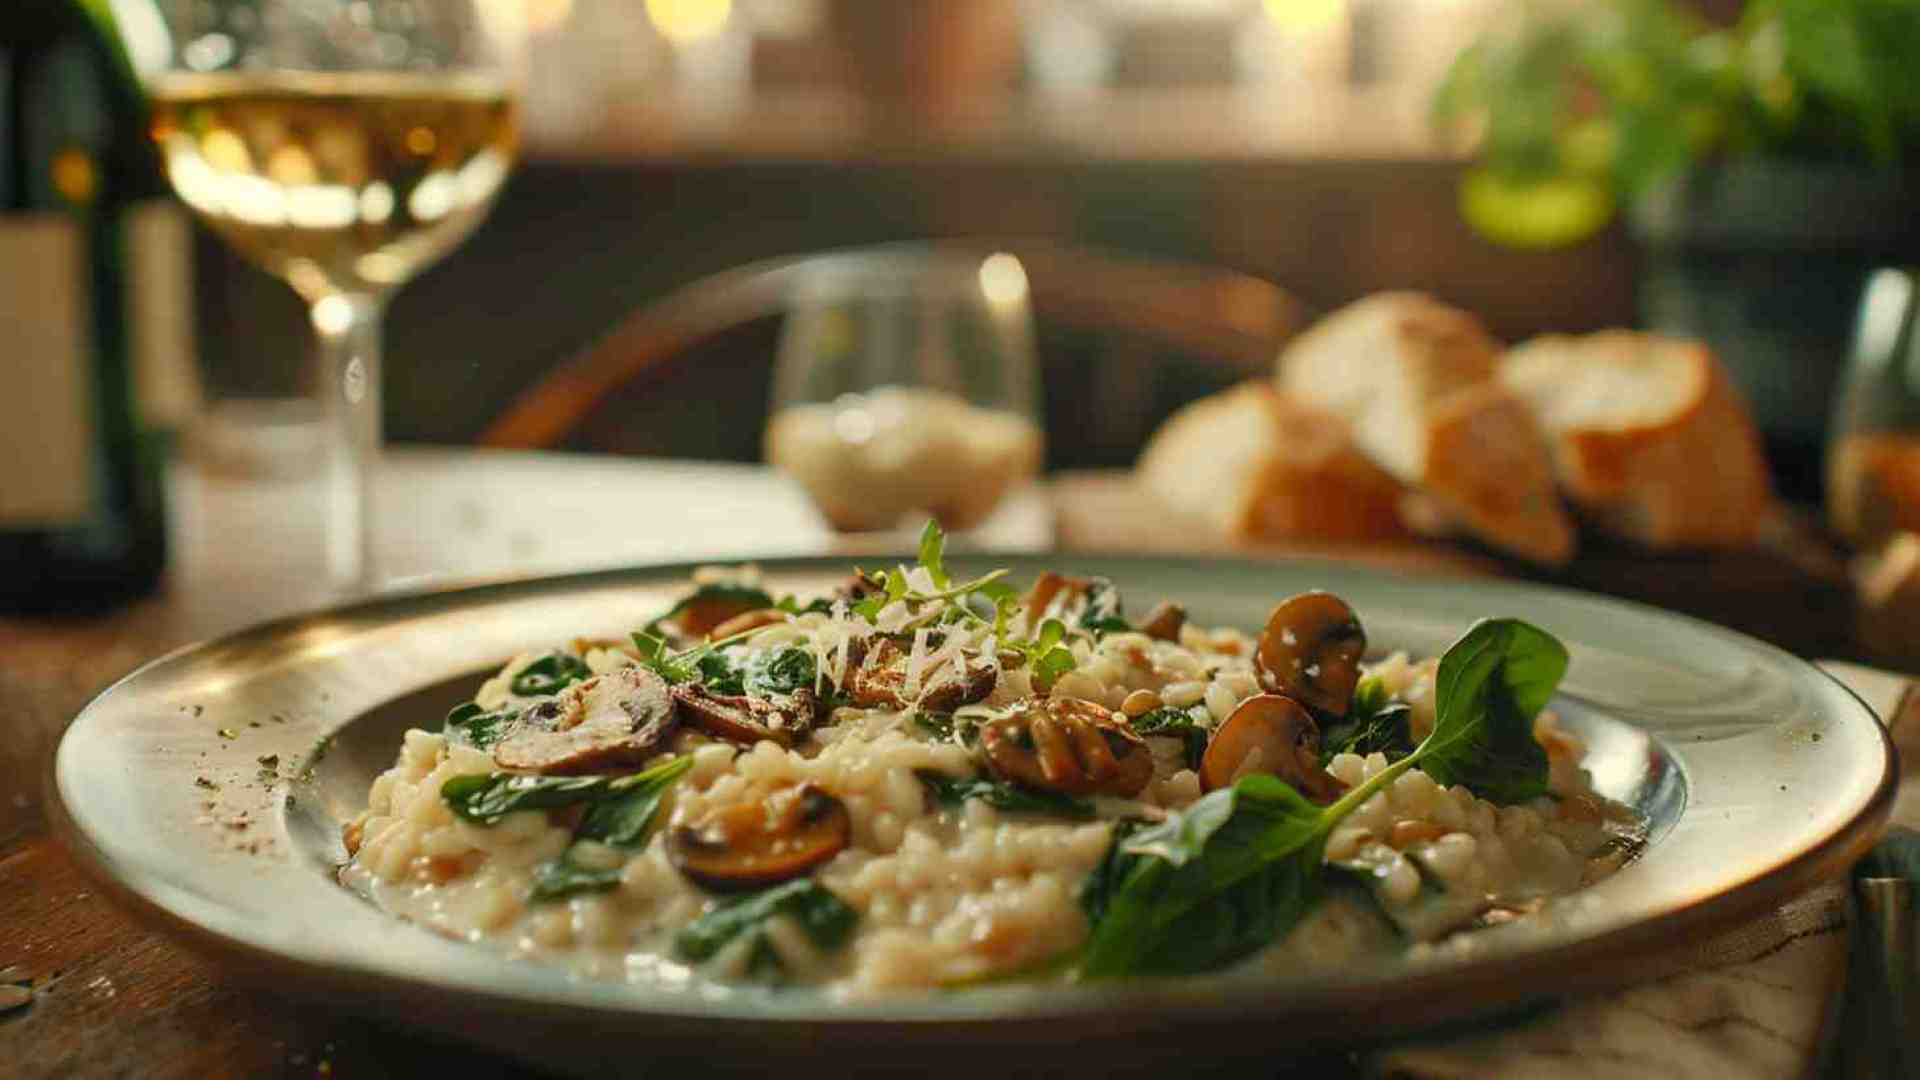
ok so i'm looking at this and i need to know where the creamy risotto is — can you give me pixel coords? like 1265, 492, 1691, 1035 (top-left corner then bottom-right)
341, 529, 1640, 996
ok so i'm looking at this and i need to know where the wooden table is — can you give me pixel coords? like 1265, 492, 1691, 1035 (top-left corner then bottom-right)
0, 450, 1880, 1077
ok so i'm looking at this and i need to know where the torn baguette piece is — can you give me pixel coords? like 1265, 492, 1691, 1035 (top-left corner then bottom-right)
1277, 292, 1575, 565
1136, 381, 1409, 543
1501, 331, 1774, 549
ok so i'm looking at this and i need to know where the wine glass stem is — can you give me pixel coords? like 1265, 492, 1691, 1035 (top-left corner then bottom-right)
311, 292, 386, 593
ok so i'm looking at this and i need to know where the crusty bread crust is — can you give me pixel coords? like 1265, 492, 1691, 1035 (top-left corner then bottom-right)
1503, 332, 1773, 549
1277, 293, 1575, 564
1423, 383, 1577, 565
1137, 382, 1408, 543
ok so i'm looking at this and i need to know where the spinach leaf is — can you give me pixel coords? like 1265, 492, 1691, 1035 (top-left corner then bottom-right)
915, 770, 1095, 820
1350, 674, 1390, 720
444, 701, 517, 750
747, 646, 816, 697
912, 712, 980, 748
528, 757, 694, 902
1417, 618, 1563, 802
695, 649, 747, 695
1132, 704, 1211, 770
574, 756, 695, 847
1127, 860, 1318, 975
1079, 578, 1130, 636
1320, 702, 1415, 764
673, 879, 858, 966
1079, 776, 1325, 977
442, 773, 616, 824
443, 755, 692, 828
1079, 818, 1151, 925
509, 652, 590, 697
529, 856, 622, 901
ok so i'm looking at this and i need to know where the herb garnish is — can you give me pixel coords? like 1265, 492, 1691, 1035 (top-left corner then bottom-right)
1079, 617, 1565, 978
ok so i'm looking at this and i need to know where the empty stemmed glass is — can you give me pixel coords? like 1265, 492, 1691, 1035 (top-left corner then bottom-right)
764, 248, 1046, 538
129, 0, 523, 590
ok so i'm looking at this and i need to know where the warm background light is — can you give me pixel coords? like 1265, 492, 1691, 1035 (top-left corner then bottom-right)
646, 0, 735, 44
1261, 0, 1346, 32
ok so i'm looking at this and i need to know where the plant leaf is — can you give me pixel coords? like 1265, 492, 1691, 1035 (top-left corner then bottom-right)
509, 652, 591, 697
441, 773, 618, 825
574, 756, 695, 848
1079, 776, 1327, 977
1417, 618, 1563, 802
673, 880, 858, 964
918, 519, 951, 589
444, 701, 517, 750
915, 770, 1094, 820
1131, 705, 1211, 770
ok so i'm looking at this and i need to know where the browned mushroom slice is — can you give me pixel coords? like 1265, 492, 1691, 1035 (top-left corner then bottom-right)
980, 696, 1153, 798
847, 637, 997, 713
668, 783, 851, 892
671, 683, 821, 748
1137, 601, 1187, 642
673, 592, 768, 640
1255, 592, 1367, 717
1022, 571, 1091, 625
491, 667, 677, 775
1199, 694, 1348, 803
708, 607, 788, 641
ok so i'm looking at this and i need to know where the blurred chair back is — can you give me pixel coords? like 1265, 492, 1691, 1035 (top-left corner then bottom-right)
480, 242, 1310, 467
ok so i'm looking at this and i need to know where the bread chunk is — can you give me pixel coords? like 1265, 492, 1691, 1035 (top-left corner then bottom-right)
1502, 331, 1773, 549
1138, 382, 1409, 543
1277, 293, 1574, 564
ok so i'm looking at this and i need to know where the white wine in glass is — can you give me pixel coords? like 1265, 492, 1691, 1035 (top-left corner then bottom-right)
148, 71, 516, 297
135, 1, 522, 591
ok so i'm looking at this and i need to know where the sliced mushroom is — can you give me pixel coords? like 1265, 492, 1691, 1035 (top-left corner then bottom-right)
981, 696, 1153, 797
668, 783, 851, 892
708, 607, 788, 641
1255, 592, 1367, 717
674, 593, 767, 640
672, 683, 821, 748
1022, 571, 1084, 624
848, 637, 997, 713
1137, 601, 1187, 642
1199, 694, 1347, 803
492, 667, 678, 775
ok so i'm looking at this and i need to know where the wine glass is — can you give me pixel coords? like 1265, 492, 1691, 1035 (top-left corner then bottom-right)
127, 0, 523, 590
763, 247, 1046, 538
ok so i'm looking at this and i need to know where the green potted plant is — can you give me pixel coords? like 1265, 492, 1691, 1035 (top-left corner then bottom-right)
1434, 0, 1920, 490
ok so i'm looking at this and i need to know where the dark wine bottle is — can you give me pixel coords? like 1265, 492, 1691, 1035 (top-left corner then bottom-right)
0, 1, 194, 613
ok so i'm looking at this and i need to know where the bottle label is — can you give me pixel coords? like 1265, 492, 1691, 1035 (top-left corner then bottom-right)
126, 201, 200, 429
0, 215, 95, 526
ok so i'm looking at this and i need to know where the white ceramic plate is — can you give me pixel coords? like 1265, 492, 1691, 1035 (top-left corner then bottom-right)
53, 555, 1895, 1071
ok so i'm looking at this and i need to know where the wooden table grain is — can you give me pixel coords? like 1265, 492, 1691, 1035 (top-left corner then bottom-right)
0, 452, 1883, 1078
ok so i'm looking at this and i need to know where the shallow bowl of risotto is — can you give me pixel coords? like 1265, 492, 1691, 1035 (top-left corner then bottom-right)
53, 548, 1894, 1071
